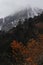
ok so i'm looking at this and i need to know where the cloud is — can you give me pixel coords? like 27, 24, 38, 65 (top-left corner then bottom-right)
0, 0, 43, 18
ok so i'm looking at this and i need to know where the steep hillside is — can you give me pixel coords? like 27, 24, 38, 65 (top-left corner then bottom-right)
0, 13, 43, 65
1, 7, 43, 31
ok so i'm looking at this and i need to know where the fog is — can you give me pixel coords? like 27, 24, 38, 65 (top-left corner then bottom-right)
0, 0, 43, 18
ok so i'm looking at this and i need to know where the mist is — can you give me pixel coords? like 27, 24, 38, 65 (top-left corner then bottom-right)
0, 0, 43, 18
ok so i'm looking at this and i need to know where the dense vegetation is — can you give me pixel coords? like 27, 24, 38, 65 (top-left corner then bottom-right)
0, 13, 43, 65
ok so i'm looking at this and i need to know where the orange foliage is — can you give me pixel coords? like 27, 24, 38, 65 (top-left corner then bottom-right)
11, 40, 29, 55
10, 34, 43, 65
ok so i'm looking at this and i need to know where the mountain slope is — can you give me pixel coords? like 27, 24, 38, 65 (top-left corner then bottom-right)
1, 7, 43, 31
0, 13, 43, 65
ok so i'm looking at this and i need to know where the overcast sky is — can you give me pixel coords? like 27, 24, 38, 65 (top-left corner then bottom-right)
0, 0, 43, 18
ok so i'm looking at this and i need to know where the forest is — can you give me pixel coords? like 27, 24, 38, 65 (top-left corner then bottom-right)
0, 13, 43, 65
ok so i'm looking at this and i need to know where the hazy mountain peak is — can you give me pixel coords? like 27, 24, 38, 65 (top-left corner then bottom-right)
0, 7, 43, 31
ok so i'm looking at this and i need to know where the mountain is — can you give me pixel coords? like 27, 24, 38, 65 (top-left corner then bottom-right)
0, 13, 43, 65
1, 7, 43, 31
